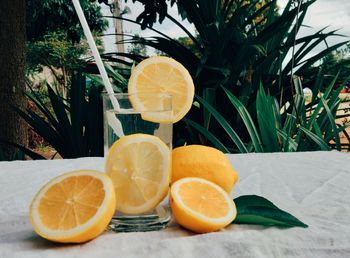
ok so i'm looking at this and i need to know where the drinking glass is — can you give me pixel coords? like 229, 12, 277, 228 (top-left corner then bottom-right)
102, 92, 173, 232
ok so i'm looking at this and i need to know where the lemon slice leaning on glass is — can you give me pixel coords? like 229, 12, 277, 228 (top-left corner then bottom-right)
128, 56, 195, 123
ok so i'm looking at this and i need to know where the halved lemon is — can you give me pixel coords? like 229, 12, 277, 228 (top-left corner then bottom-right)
128, 56, 195, 123
170, 177, 237, 233
29, 170, 116, 243
105, 134, 171, 214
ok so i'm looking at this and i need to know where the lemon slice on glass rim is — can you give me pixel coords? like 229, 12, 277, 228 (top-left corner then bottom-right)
128, 56, 195, 123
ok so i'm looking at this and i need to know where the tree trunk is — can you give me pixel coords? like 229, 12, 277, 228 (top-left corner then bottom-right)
0, 0, 28, 159
114, 0, 125, 55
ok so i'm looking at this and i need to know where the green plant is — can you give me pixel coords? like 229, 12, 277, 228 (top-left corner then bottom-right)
185, 74, 350, 152
26, 0, 108, 42
26, 30, 90, 100
14, 71, 104, 159
102, 0, 349, 148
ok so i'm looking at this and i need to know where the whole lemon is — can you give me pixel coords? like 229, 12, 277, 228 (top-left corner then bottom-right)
171, 145, 238, 193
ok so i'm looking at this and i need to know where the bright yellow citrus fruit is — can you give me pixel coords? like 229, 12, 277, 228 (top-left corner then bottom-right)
29, 170, 116, 243
128, 56, 195, 123
105, 133, 171, 214
170, 177, 237, 233
172, 145, 238, 193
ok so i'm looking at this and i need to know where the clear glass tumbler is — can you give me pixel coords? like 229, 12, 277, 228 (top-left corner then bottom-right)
102, 92, 173, 232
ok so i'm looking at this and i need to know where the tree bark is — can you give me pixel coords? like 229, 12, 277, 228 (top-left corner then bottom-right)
114, 0, 125, 55
0, 0, 28, 159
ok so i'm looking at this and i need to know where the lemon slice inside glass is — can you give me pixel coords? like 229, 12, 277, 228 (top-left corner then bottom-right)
105, 133, 171, 214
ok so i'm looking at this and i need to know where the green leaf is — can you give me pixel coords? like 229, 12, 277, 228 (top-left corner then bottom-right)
196, 95, 248, 153
320, 96, 341, 150
276, 128, 298, 151
299, 126, 330, 151
86, 73, 122, 93
222, 87, 263, 152
256, 85, 280, 152
47, 86, 74, 153
234, 195, 308, 228
183, 118, 230, 153
203, 88, 216, 130
0, 139, 45, 160
307, 72, 340, 130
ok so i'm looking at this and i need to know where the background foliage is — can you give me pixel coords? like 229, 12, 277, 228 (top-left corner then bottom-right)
8, 0, 349, 160
99, 0, 350, 152
26, 0, 108, 43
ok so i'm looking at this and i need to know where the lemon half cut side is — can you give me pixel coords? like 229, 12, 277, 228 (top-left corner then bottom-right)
29, 170, 116, 243
170, 177, 237, 233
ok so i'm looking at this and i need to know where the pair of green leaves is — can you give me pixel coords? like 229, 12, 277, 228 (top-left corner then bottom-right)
233, 195, 308, 228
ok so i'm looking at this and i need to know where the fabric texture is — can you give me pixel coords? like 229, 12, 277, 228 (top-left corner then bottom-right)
0, 151, 349, 258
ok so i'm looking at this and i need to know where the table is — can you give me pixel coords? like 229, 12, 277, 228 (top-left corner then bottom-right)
1, 151, 350, 258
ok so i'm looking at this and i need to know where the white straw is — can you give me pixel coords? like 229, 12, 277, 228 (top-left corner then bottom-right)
72, 0, 124, 139
72, 0, 120, 111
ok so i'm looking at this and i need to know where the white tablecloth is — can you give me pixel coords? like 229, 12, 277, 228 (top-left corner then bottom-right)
0, 151, 349, 258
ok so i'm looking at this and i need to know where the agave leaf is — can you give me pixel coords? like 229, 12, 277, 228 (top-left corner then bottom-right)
176, 0, 214, 41
101, 52, 145, 64
311, 67, 324, 103
164, 13, 202, 51
307, 72, 340, 130
254, 3, 306, 48
256, 84, 280, 152
15, 107, 68, 156
109, 15, 177, 43
25, 91, 59, 129
299, 126, 330, 151
269, 5, 307, 52
333, 124, 350, 151
86, 73, 123, 93
203, 88, 216, 130
296, 41, 350, 73
136, 36, 199, 78
183, 118, 230, 153
0, 140, 46, 160
320, 96, 341, 150
291, 76, 307, 126
317, 86, 342, 132
196, 95, 248, 153
104, 62, 128, 86
312, 122, 324, 140
222, 87, 263, 152
276, 128, 298, 152
282, 113, 298, 151
47, 86, 74, 152
282, 29, 338, 74
252, 3, 309, 85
